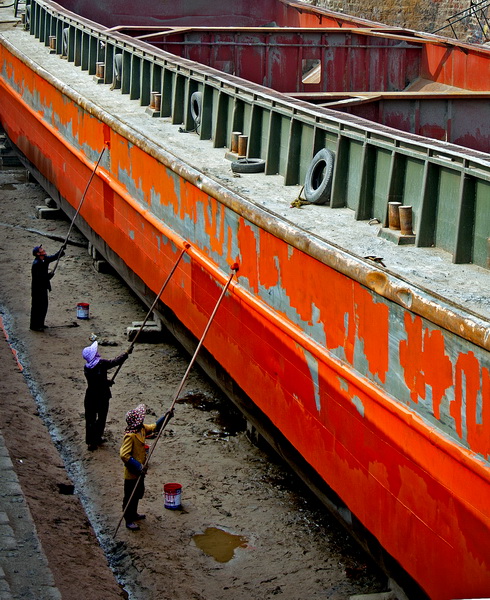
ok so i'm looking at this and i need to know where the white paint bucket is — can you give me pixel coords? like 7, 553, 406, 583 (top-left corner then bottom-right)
163, 483, 182, 510
76, 303, 90, 319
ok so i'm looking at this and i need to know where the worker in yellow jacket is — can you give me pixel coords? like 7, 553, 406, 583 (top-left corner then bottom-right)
119, 403, 169, 531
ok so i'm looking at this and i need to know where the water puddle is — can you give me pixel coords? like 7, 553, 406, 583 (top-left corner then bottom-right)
193, 527, 248, 562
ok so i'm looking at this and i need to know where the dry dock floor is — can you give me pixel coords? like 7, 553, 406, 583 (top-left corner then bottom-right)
0, 166, 389, 598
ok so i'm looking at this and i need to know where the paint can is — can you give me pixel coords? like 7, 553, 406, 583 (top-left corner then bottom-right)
163, 483, 182, 510
76, 303, 90, 319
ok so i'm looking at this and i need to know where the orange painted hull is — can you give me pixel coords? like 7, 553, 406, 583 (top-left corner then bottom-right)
1, 38, 489, 600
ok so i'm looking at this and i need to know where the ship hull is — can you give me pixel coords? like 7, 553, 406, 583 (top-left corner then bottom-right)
1, 8, 490, 600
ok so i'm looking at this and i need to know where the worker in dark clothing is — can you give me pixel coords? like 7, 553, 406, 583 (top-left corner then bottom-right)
82, 340, 131, 451
30, 244, 65, 331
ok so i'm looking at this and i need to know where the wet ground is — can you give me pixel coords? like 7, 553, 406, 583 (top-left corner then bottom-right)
0, 164, 392, 598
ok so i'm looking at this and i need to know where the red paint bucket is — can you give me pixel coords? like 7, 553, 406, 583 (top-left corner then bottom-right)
163, 483, 182, 510
76, 303, 90, 319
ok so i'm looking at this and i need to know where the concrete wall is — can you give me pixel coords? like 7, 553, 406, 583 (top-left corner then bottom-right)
305, 0, 490, 42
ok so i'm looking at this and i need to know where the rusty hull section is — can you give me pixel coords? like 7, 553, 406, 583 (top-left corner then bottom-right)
54, 0, 380, 30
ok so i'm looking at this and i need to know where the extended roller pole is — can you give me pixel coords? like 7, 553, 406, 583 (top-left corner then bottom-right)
113, 263, 239, 538
110, 243, 191, 383
52, 146, 106, 275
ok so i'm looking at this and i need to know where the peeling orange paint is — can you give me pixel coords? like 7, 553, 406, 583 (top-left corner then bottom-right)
251, 233, 358, 364
226, 224, 234, 264
454, 352, 490, 457
258, 227, 286, 290
127, 144, 147, 200
354, 286, 389, 382
180, 179, 200, 223
237, 220, 259, 292
400, 313, 453, 417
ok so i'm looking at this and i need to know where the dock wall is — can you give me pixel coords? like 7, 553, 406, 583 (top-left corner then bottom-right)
309, 0, 490, 42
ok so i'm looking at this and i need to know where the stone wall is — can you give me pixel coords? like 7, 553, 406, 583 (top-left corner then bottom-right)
306, 0, 490, 42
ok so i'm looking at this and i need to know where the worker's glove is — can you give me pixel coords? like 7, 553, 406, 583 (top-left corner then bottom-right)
126, 457, 143, 476
127, 346, 133, 355
156, 409, 174, 432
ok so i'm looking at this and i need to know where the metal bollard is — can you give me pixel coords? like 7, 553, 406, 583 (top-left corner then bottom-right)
399, 205, 414, 236
388, 202, 402, 230
238, 135, 248, 157
231, 131, 242, 154
152, 92, 161, 112
96, 62, 105, 79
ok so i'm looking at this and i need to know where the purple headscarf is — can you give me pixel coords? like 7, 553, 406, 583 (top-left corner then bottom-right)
82, 341, 101, 369
125, 404, 146, 433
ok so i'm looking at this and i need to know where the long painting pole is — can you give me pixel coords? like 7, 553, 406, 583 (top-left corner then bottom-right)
113, 263, 239, 538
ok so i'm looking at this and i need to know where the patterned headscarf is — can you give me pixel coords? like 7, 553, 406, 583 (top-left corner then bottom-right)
82, 341, 101, 369
125, 404, 146, 433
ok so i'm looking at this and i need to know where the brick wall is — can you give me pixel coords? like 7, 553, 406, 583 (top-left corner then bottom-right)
306, 0, 490, 42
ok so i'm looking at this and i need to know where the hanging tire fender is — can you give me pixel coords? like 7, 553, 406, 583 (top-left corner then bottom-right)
231, 158, 266, 174
304, 148, 335, 205
190, 91, 203, 126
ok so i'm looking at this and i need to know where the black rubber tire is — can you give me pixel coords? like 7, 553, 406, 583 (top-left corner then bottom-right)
304, 148, 335, 204
190, 91, 202, 125
231, 158, 266, 174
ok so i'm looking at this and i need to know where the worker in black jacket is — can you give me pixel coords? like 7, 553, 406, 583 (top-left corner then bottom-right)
82, 340, 131, 451
30, 244, 64, 331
